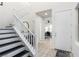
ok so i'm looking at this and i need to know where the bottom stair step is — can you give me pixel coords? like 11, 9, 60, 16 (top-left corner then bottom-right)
2, 46, 25, 57
0, 45, 24, 57
13, 50, 29, 57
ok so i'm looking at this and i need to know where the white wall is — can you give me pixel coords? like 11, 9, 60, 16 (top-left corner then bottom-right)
34, 16, 42, 40
52, 3, 79, 56
54, 3, 79, 56
71, 8, 79, 57
0, 2, 35, 33
0, 2, 30, 27
51, 3, 79, 56
0, 3, 14, 27
10, 2, 36, 33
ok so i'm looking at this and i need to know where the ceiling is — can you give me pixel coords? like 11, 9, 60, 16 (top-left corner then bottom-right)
36, 9, 52, 18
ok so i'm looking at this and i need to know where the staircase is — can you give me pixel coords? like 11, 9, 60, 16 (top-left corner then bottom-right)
0, 26, 33, 57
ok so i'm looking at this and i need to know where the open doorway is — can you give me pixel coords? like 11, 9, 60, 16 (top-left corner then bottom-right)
36, 9, 55, 57
45, 24, 52, 39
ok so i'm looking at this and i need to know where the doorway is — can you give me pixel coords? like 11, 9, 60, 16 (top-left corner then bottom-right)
36, 9, 56, 57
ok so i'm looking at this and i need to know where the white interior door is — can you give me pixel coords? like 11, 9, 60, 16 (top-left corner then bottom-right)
55, 10, 72, 51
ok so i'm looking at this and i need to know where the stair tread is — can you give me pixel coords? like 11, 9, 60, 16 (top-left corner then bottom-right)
0, 34, 18, 38
0, 40, 21, 47
0, 45, 24, 57
0, 38, 20, 45
0, 42, 23, 52
0, 36, 19, 40
0, 30, 15, 33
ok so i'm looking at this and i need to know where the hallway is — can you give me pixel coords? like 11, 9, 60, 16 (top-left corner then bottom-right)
38, 39, 56, 57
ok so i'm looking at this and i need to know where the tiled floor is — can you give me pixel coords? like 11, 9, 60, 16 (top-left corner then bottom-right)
38, 39, 56, 57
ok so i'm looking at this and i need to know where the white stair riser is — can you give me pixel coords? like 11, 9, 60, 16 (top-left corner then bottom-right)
0, 30, 15, 33
0, 38, 20, 45
0, 34, 18, 38
0, 42, 22, 52
3, 47, 25, 57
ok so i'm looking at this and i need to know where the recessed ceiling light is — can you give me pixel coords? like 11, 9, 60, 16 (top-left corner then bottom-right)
44, 12, 48, 15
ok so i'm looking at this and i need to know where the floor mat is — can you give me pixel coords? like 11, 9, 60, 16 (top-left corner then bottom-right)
56, 49, 71, 57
